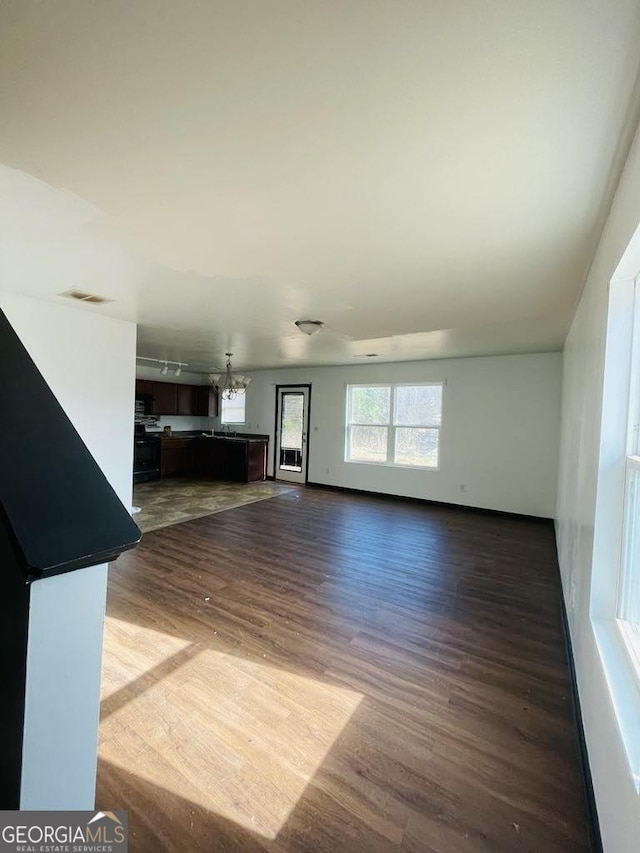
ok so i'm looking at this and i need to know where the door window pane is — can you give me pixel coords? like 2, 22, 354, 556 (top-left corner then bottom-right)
394, 428, 439, 467
281, 394, 304, 450
395, 385, 442, 426
349, 426, 388, 463
349, 386, 391, 425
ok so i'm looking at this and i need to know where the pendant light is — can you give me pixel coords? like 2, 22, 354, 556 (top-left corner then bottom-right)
209, 353, 251, 400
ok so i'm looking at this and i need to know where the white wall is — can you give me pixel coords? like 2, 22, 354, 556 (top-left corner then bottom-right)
242, 352, 562, 517
1, 294, 136, 507
0, 292, 137, 809
556, 123, 640, 851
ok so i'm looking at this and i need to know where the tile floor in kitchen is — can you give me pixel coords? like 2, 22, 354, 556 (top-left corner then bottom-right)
132, 477, 295, 533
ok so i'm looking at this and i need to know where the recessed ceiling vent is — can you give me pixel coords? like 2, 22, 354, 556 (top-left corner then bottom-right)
59, 289, 114, 305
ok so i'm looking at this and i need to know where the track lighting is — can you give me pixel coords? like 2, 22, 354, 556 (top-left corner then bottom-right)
137, 356, 189, 376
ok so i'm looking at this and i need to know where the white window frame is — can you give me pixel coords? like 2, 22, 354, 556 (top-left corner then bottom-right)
591, 248, 640, 792
344, 382, 443, 469
615, 275, 640, 682
618, 454, 640, 679
220, 389, 246, 425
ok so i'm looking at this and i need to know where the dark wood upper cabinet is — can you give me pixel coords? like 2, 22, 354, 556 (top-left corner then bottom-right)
177, 384, 199, 416
197, 385, 218, 417
152, 382, 178, 416
136, 380, 217, 419
135, 379, 154, 397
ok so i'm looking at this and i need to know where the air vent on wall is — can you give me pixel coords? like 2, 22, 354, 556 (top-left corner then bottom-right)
59, 289, 114, 305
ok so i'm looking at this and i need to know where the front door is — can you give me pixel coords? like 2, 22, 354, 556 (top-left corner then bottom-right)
275, 386, 310, 483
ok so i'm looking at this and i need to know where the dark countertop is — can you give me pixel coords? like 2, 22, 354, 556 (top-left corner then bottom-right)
156, 431, 269, 442
205, 436, 268, 444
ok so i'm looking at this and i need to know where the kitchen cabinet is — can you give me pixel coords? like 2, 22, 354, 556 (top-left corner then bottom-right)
160, 438, 196, 478
157, 434, 268, 481
152, 382, 178, 415
197, 437, 225, 479
135, 379, 154, 396
135, 379, 218, 418
196, 437, 267, 482
196, 385, 218, 417
177, 384, 198, 416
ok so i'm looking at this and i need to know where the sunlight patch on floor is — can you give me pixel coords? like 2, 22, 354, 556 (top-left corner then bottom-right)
99, 616, 363, 840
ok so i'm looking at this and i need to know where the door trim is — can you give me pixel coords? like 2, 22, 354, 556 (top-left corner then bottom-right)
274, 384, 312, 484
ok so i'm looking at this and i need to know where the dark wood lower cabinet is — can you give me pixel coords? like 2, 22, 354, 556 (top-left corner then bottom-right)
195, 437, 267, 482
161, 436, 267, 482
197, 437, 225, 479
160, 438, 196, 478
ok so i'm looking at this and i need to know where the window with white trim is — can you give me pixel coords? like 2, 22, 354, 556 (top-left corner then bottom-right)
619, 456, 640, 671
345, 383, 443, 468
617, 281, 640, 676
590, 234, 640, 789
220, 389, 246, 425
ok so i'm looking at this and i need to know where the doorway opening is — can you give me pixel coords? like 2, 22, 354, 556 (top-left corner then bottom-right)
274, 385, 311, 484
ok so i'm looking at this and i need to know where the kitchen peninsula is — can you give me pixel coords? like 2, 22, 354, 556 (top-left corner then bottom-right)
160, 432, 268, 483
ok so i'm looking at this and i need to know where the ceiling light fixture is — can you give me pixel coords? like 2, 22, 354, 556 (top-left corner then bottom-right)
295, 319, 324, 336
137, 356, 189, 376
209, 353, 251, 400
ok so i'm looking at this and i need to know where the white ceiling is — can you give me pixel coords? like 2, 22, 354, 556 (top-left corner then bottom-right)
1, 0, 640, 371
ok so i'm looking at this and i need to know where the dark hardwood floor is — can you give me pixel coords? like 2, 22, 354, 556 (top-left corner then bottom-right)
96, 487, 590, 852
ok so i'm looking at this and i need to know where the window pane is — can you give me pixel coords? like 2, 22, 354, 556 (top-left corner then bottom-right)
620, 464, 640, 635
395, 385, 442, 426
348, 426, 388, 463
349, 386, 391, 425
221, 390, 246, 424
281, 393, 304, 450
394, 427, 439, 467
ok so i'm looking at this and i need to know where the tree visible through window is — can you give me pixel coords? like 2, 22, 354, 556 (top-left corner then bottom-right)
345, 383, 443, 468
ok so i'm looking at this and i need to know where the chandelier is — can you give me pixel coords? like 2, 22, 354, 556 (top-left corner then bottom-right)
209, 353, 251, 400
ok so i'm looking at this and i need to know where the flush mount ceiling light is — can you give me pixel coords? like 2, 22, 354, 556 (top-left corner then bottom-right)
209, 353, 251, 400
137, 356, 188, 377
295, 319, 325, 336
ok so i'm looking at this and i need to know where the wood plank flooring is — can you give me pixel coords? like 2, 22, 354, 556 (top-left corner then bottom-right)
97, 487, 590, 852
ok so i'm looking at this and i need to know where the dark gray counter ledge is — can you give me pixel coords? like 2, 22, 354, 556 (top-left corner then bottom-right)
0, 308, 141, 582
